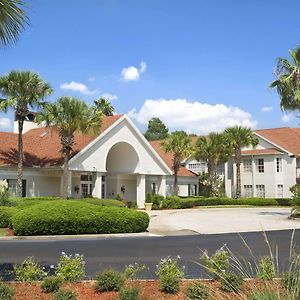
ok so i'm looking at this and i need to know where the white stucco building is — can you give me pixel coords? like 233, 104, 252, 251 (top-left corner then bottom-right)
0, 114, 199, 208
225, 127, 300, 199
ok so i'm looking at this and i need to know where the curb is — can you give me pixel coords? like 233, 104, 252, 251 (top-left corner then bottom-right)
0, 232, 164, 241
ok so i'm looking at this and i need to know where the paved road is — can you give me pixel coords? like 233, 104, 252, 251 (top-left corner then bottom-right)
0, 229, 299, 280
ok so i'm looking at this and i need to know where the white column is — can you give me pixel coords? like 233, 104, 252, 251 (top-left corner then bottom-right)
136, 174, 146, 209
67, 171, 72, 198
158, 175, 166, 197
60, 175, 64, 197
92, 172, 102, 199
252, 157, 256, 197
224, 162, 232, 198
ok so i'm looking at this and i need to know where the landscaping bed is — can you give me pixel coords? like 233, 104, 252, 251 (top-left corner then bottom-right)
7, 280, 284, 300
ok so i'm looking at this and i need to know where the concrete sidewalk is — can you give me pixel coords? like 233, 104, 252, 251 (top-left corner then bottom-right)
147, 207, 300, 235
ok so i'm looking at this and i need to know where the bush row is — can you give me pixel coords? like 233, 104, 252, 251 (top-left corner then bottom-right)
148, 194, 292, 209
11, 200, 149, 236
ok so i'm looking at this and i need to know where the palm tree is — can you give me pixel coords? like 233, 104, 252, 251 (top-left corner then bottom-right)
270, 46, 300, 114
194, 132, 230, 197
93, 98, 115, 116
0, 70, 52, 196
161, 131, 193, 196
0, 0, 29, 47
224, 126, 258, 199
36, 97, 103, 199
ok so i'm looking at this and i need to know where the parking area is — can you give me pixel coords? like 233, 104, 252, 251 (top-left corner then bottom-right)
147, 207, 300, 236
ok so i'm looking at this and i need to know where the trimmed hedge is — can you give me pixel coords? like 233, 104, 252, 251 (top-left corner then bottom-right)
77, 198, 125, 207
11, 200, 149, 236
0, 206, 16, 228
178, 197, 290, 209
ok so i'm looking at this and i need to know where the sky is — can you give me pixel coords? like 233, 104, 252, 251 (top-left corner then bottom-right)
1, 0, 300, 134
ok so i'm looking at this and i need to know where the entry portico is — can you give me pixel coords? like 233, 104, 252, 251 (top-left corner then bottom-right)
67, 115, 172, 208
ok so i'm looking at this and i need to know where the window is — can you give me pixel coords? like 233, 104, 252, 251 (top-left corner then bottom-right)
244, 185, 253, 197
277, 184, 283, 198
243, 159, 252, 173
80, 173, 93, 197
80, 174, 92, 181
256, 159, 264, 173
151, 183, 157, 195
276, 158, 282, 172
256, 185, 265, 198
188, 162, 207, 173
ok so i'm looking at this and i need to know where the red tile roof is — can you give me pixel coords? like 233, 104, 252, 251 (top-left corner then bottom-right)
0, 115, 123, 167
149, 140, 197, 177
255, 127, 300, 156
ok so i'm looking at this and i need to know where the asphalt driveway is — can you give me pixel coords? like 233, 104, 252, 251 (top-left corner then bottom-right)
148, 207, 300, 235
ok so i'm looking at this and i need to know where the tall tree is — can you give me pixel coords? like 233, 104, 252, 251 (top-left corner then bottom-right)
144, 117, 169, 141
161, 131, 193, 195
224, 126, 258, 199
36, 97, 103, 199
0, 0, 29, 47
0, 70, 52, 196
194, 132, 230, 197
270, 46, 300, 114
93, 98, 114, 116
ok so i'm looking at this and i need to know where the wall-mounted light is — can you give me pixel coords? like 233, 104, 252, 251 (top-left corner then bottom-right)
121, 185, 125, 194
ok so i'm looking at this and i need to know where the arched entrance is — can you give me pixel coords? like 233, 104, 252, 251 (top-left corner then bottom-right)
105, 142, 140, 202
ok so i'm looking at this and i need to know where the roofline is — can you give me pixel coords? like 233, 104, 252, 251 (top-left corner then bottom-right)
253, 132, 293, 156
68, 114, 173, 175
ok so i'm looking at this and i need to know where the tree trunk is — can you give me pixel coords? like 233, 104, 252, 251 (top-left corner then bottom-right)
17, 120, 24, 197
208, 159, 218, 197
235, 149, 241, 199
174, 170, 178, 196
62, 153, 69, 199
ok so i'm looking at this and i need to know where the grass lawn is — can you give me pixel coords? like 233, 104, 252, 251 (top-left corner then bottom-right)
0, 228, 7, 236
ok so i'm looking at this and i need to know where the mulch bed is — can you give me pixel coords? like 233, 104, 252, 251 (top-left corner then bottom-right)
10, 280, 284, 300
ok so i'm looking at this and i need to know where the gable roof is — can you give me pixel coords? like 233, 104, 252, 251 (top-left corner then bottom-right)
255, 127, 300, 156
149, 140, 197, 177
0, 115, 124, 167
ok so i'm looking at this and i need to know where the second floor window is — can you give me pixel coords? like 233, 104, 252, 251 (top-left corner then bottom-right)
243, 159, 252, 173
256, 158, 264, 173
276, 158, 282, 172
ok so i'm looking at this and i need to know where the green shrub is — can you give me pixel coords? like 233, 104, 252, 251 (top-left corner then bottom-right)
156, 256, 184, 294
78, 198, 125, 207
54, 289, 77, 300
274, 198, 291, 206
95, 268, 125, 292
41, 276, 62, 293
123, 263, 146, 280
0, 206, 16, 228
13, 257, 46, 282
56, 253, 85, 282
119, 287, 139, 300
220, 272, 243, 293
0, 282, 14, 300
12, 201, 149, 236
201, 249, 229, 279
248, 290, 280, 300
257, 257, 275, 281
185, 281, 210, 299
161, 196, 181, 209
282, 271, 300, 295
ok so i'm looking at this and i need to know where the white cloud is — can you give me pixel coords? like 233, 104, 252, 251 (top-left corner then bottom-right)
282, 113, 294, 123
0, 117, 11, 129
60, 81, 97, 95
88, 77, 96, 81
100, 93, 118, 101
121, 61, 147, 81
128, 98, 257, 134
261, 106, 273, 112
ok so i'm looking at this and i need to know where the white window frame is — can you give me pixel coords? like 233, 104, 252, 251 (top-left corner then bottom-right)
256, 184, 265, 198
256, 158, 264, 173
244, 185, 253, 197
276, 158, 282, 173
243, 159, 252, 173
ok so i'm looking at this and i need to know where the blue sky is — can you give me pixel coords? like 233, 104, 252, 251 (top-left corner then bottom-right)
1, 0, 300, 134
